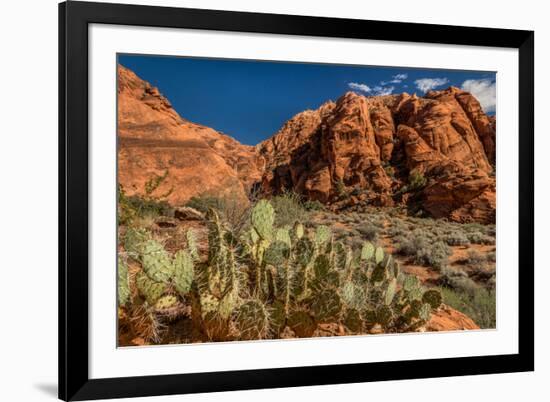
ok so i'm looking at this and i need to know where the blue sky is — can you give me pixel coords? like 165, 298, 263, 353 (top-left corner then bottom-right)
119, 54, 496, 145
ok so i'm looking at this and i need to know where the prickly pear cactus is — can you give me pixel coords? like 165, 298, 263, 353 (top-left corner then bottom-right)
361, 242, 375, 261
235, 300, 270, 340
141, 240, 174, 283
269, 300, 286, 334
186, 229, 199, 262
136, 271, 166, 305
117, 257, 130, 305
343, 308, 363, 333
293, 221, 304, 240
375, 304, 393, 327
375, 246, 384, 264
333, 241, 347, 271
264, 241, 290, 266
275, 228, 291, 246
206, 209, 227, 268
315, 225, 331, 247
311, 288, 342, 323
173, 250, 194, 295
384, 278, 397, 306
418, 303, 432, 322
154, 294, 178, 312
199, 292, 219, 319
294, 237, 315, 267
251, 200, 275, 240
422, 289, 443, 309
124, 227, 150, 258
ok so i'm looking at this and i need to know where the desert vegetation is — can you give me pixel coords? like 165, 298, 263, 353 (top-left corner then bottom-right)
118, 186, 495, 346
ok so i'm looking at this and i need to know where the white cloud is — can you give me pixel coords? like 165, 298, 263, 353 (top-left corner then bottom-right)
348, 82, 395, 96
461, 79, 496, 113
414, 77, 449, 93
381, 73, 408, 85
373, 85, 395, 96
348, 82, 371, 93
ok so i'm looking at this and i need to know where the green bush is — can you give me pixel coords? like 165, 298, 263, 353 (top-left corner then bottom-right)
185, 192, 250, 230
270, 192, 309, 227
303, 199, 325, 211
444, 231, 470, 246
356, 223, 379, 242
467, 231, 495, 245
396, 233, 451, 271
118, 185, 172, 225
408, 170, 427, 191
437, 286, 496, 329
466, 249, 487, 267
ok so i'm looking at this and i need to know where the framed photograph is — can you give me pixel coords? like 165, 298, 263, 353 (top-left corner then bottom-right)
59, 1, 534, 400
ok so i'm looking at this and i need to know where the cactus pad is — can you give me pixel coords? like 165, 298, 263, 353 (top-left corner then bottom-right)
251, 200, 275, 240
136, 271, 166, 305
385, 278, 397, 305
293, 222, 304, 239
141, 240, 174, 283
264, 240, 290, 266
173, 250, 194, 295
186, 229, 199, 261
422, 289, 443, 309
361, 242, 375, 260
124, 227, 150, 257
375, 247, 384, 264
343, 308, 363, 333
154, 294, 178, 311
315, 225, 331, 246
235, 300, 270, 340
118, 257, 130, 306
311, 289, 342, 322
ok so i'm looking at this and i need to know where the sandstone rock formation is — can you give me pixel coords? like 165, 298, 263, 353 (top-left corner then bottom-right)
426, 304, 480, 331
259, 88, 496, 223
117, 65, 263, 205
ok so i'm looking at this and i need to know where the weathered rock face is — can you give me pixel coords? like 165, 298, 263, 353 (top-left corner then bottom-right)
117, 65, 263, 205
259, 88, 496, 223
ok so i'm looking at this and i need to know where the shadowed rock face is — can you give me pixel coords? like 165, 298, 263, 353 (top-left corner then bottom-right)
259, 88, 496, 223
117, 65, 264, 205
118, 65, 496, 223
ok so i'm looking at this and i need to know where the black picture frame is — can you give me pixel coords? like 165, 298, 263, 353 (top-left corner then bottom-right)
59, 1, 534, 400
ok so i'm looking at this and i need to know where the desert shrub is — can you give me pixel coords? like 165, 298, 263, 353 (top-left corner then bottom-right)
443, 231, 470, 246
466, 231, 495, 245
384, 165, 395, 179
408, 170, 427, 191
185, 194, 225, 213
486, 251, 496, 262
356, 223, 379, 242
437, 286, 496, 329
396, 233, 451, 271
463, 222, 487, 233
486, 224, 496, 237
416, 241, 451, 271
118, 186, 173, 226
185, 192, 250, 231
438, 266, 475, 292
466, 249, 487, 267
387, 224, 406, 238
270, 192, 309, 227
335, 180, 348, 199
303, 199, 325, 211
